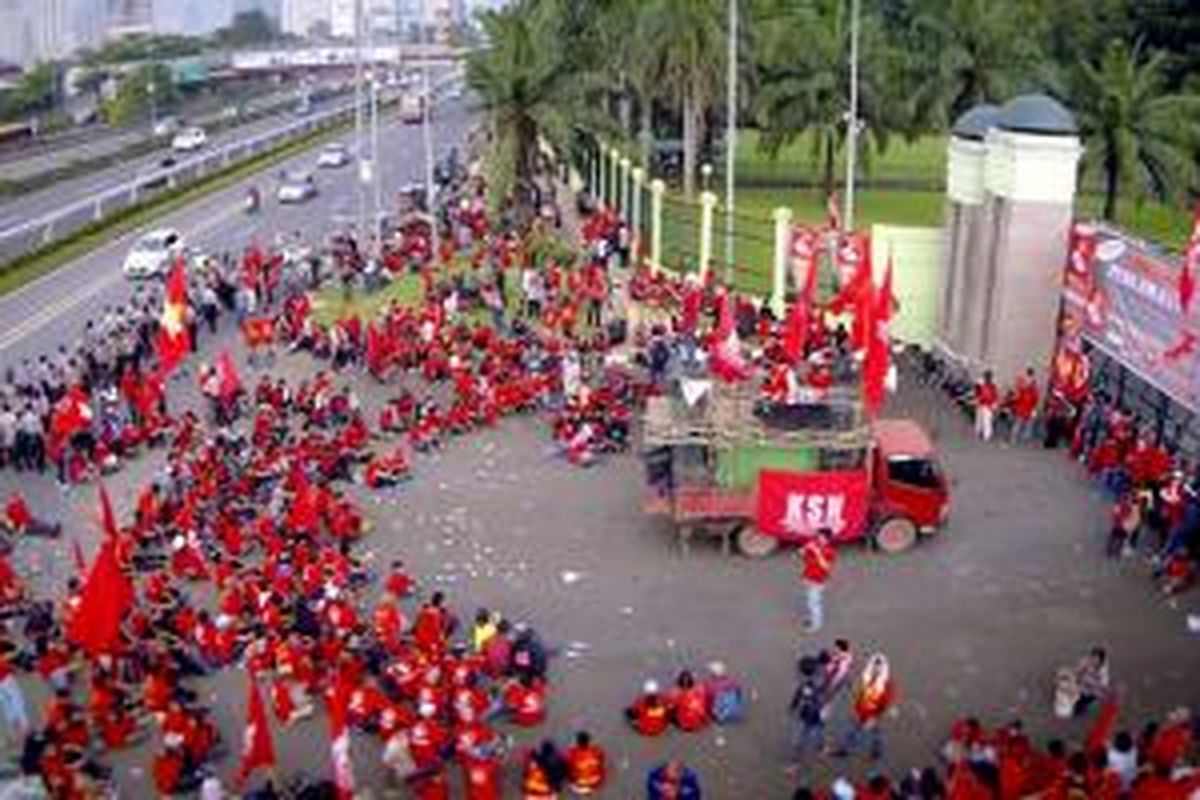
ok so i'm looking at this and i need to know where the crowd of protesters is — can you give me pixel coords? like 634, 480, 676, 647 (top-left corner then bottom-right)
0, 138, 1194, 798
968, 362, 1200, 597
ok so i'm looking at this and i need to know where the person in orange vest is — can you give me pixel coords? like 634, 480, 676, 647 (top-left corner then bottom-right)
565, 730, 607, 795
833, 652, 896, 760
801, 528, 836, 632
462, 752, 503, 800
522, 739, 569, 799
670, 670, 710, 732
625, 679, 671, 737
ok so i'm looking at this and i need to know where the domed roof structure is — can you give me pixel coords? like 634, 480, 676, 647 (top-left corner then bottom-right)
951, 104, 1002, 141
996, 93, 1077, 135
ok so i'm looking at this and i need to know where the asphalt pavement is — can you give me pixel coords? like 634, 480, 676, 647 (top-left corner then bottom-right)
0, 94, 472, 370
0, 90, 355, 234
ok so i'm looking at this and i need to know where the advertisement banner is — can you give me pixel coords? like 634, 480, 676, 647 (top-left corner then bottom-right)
1060, 223, 1199, 411
757, 469, 870, 543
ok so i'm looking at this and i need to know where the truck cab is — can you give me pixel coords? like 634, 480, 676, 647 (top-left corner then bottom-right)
869, 420, 950, 553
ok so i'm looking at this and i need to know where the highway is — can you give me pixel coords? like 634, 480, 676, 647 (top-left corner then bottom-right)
0, 82, 333, 181
0, 87, 354, 233
0, 94, 475, 370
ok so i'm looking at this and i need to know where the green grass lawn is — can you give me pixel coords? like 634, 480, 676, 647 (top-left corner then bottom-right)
735, 129, 948, 189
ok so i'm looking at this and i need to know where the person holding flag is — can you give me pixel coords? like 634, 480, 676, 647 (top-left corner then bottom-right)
158, 256, 191, 376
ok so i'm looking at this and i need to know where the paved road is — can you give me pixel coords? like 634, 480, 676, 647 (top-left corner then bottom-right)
0, 82, 345, 182
0, 89, 357, 234
0, 93, 471, 370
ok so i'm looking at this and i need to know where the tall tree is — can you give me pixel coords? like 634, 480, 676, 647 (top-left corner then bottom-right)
753, 0, 892, 199
1066, 40, 1200, 220
909, 0, 1043, 123
465, 0, 591, 202
639, 0, 725, 197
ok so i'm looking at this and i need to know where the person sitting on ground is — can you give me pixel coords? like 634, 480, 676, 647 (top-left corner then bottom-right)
2, 491, 61, 538
1107, 490, 1142, 557
565, 730, 607, 795
704, 661, 746, 725
646, 760, 701, 800
670, 670, 710, 732
626, 680, 671, 737
522, 739, 569, 799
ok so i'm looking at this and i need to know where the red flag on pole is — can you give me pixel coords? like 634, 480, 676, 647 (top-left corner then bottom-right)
157, 257, 190, 375
783, 245, 820, 363
326, 682, 356, 800
709, 293, 751, 383
862, 256, 893, 415
239, 673, 277, 784
215, 351, 242, 402
98, 482, 119, 539
67, 487, 134, 657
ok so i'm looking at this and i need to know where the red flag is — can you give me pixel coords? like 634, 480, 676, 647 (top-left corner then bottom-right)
157, 257, 190, 375
783, 256, 818, 363
98, 482, 119, 540
67, 490, 134, 657
1085, 693, 1119, 757
862, 258, 891, 415
71, 539, 86, 574
709, 293, 751, 383
239, 674, 277, 783
830, 233, 870, 315
50, 386, 93, 441
215, 351, 242, 402
326, 682, 355, 799
849, 242, 875, 351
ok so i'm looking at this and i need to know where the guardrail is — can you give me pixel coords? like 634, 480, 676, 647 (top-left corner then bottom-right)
0, 73, 458, 266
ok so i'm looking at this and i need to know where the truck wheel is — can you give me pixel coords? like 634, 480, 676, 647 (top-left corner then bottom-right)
737, 525, 780, 558
873, 516, 917, 554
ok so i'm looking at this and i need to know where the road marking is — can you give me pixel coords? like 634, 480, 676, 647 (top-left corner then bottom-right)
0, 203, 240, 352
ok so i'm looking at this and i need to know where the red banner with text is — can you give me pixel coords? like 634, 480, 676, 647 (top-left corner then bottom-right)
757, 469, 870, 543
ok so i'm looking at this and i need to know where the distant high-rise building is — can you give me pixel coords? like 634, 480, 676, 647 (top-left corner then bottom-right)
154, 0, 234, 37
282, 0, 330, 37
329, 0, 356, 38
106, 0, 153, 38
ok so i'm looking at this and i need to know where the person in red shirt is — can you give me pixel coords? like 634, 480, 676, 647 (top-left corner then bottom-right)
975, 370, 999, 442
413, 592, 451, 657
461, 753, 502, 800
565, 730, 607, 795
625, 680, 671, 737
670, 670, 710, 732
502, 673, 546, 727
1009, 368, 1040, 444
3, 491, 60, 537
801, 528, 836, 632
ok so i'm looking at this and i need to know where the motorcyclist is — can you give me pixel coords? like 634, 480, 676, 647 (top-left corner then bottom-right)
245, 186, 260, 213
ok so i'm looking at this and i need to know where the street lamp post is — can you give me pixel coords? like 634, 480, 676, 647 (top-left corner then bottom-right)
354, 0, 367, 252
701, 162, 713, 193
843, 0, 861, 233
421, 0, 438, 254
724, 0, 738, 284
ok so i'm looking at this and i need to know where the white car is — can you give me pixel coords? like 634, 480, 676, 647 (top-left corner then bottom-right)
171, 127, 207, 152
152, 116, 180, 137
277, 170, 317, 203
122, 229, 185, 279
317, 143, 350, 169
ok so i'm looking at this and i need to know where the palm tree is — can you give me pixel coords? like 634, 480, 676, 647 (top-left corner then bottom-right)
1067, 40, 1200, 221
909, 0, 1042, 124
753, 0, 891, 200
639, 0, 725, 197
465, 0, 587, 199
